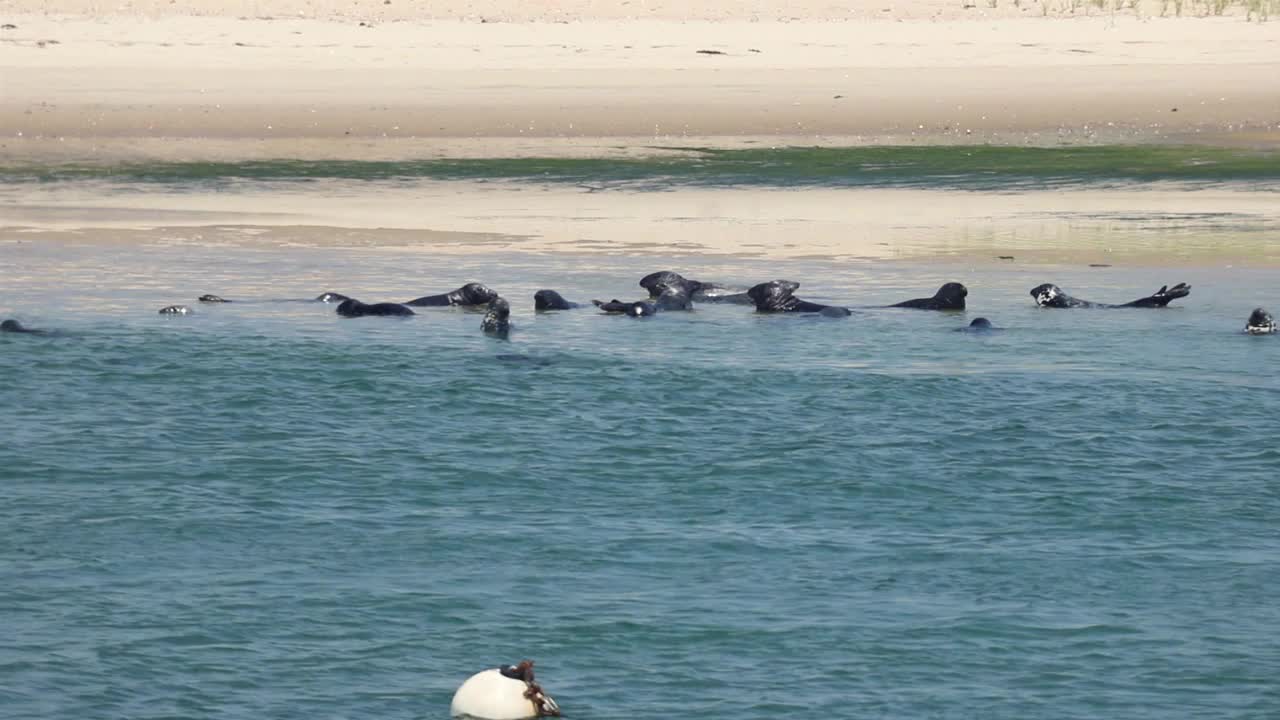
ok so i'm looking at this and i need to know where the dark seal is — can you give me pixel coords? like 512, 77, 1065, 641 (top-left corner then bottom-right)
158, 305, 193, 315
652, 285, 694, 311
335, 298, 415, 318
404, 283, 497, 307
1245, 308, 1276, 335
1030, 282, 1191, 308
955, 317, 1001, 332
640, 271, 750, 304
593, 299, 658, 317
534, 290, 580, 310
889, 282, 968, 310
1, 319, 44, 334
592, 283, 693, 317
481, 297, 512, 335
747, 280, 851, 316
316, 292, 351, 303
198, 294, 231, 303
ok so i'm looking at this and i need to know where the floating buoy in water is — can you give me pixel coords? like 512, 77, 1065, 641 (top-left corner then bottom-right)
450, 660, 560, 720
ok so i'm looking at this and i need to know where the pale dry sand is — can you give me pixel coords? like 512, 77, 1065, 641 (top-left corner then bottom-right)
2, 5, 1278, 157
2, 0, 1278, 264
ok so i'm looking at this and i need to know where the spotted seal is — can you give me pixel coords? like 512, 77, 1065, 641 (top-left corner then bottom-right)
1245, 308, 1276, 335
481, 297, 512, 335
158, 305, 193, 315
1030, 282, 1191, 308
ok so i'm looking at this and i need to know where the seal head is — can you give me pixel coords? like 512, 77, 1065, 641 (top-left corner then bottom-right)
158, 305, 193, 315
747, 280, 850, 315
1245, 308, 1276, 335
640, 271, 704, 298
315, 292, 351, 303
890, 282, 968, 310
405, 283, 498, 307
534, 290, 579, 311
956, 317, 1001, 332
481, 297, 512, 335
1, 319, 40, 333
198, 294, 231, 303
640, 270, 750, 303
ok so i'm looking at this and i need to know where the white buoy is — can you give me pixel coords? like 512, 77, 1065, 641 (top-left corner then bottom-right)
450, 661, 560, 720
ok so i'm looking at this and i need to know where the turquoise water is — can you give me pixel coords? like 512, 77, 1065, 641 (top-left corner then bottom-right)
3, 148, 1280, 719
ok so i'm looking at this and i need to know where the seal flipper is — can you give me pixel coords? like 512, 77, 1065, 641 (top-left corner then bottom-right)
1122, 282, 1191, 308
592, 299, 631, 313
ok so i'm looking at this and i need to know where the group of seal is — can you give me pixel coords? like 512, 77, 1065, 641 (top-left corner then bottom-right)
12, 272, 1272, 339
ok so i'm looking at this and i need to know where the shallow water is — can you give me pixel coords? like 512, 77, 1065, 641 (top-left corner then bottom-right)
3, 235, 1279, 720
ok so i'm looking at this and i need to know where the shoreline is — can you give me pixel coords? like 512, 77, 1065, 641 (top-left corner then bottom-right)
6, 184, 1279, 268
3, 4, 1277, 267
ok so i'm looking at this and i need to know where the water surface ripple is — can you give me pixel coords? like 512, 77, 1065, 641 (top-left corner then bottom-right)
2, 238, 1279, 720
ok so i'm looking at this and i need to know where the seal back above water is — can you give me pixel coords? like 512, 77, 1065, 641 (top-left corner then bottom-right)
481, 297, 512, 335
336, 298, 415, 318
747, 280, 851, 316
889, 282, 968, 311
1, 319, 45, 334
405, 283, 497, 307
1031, 282, 1191, 308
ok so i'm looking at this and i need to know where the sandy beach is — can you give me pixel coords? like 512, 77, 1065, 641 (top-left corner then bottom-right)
2, 0, 1279, 263
3, 1, 1279, 157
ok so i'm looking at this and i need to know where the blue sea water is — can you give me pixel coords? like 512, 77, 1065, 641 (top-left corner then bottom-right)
2, 148, 1280, 720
